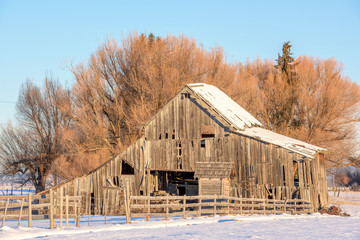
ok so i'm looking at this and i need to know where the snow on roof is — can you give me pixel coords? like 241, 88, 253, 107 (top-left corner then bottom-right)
240, 127, 326, 158
187, 83, 326, 158
187, 83, 262, 130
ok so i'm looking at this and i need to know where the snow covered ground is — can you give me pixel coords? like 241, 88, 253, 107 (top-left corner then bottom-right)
1, 204, 359, 240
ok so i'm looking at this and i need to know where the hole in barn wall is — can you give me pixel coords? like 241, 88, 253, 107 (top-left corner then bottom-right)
282, 165, 286, 183
172, 129, 175, 139
201, 140, 205, 148
159, 134, 161, 140
165, 133, 168, 139
293, 161, 299, 187
177, 141, 183, 169
122, 162, 135, 174
201, 124, 215, 138
181, 93, 191, 99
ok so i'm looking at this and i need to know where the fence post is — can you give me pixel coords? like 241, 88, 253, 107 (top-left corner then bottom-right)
60, 188, 63, 228
214, 196, 217, 216
263, 199, 266, 215
227, 198, 230, 215
28, 193, 32, 227
125, 181, 131, 224
183, 198, 186, 218
88, 195, 91, 226
2, 198, 9, 227
104, 194, 107, 225
146, 198, 150, 221
65, 195, 69, 227
198, 199, 202, 217
251, 198, 254, 215
165, 197, 169, 220
273, 200, 276, 214
77, 199, 81, 227
50, 189, 54, 229
18, 198, 24, 227
240, 197, 242, 215
74, 200, 80, 227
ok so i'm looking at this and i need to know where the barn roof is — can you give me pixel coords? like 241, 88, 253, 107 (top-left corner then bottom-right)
187, 83, 262, 130
187, 83, 326, 158
240, 127, 325, 158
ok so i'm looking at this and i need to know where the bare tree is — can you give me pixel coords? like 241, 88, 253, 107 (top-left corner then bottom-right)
3, 35, 358, 186
235, 53, 360, 170
68, 33, 237, 158
0, 78, 71, 192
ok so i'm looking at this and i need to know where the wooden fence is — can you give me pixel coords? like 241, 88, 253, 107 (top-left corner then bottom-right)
0, 190, 81, 229
126, 195, 313, 223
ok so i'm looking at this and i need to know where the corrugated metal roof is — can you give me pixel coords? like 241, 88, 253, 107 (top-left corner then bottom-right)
187, 83, 326, 158
187, 83, 262, 130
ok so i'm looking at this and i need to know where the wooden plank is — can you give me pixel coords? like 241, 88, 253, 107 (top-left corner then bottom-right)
28, 193, 32, 228
1, 198, 9, 227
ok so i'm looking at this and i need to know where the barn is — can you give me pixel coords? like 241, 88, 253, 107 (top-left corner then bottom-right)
45, 83, 328, 212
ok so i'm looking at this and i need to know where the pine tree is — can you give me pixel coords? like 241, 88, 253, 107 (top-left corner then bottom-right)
274, 41, 300, 128
276, 41, 296, 86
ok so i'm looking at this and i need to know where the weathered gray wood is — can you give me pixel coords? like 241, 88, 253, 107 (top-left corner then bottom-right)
2, 198, 9, 227
18, 198, 24, 227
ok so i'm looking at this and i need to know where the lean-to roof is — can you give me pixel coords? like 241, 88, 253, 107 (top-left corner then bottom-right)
187, 83, 326, 158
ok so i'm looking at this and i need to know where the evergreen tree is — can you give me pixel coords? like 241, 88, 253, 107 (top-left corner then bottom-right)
274, 41, 300, 128
276, 41, 296, 86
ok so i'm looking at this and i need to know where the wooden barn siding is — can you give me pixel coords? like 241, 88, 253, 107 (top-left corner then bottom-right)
48, 89, 327, 213
145, 92, 228, 171
50, 137, 148, 215
142, 91, 324, 206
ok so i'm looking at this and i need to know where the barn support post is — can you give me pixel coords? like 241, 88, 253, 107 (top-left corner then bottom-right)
146, 169, 151, 196
155, 171, 159, 192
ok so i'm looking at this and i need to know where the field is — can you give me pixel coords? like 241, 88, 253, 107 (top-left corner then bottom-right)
0, 190, 359, 240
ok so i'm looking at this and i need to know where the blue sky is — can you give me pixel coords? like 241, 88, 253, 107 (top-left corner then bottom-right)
0, 0, 359, 125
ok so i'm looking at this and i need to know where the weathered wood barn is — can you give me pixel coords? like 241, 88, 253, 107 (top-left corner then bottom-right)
45, 83, 328, 212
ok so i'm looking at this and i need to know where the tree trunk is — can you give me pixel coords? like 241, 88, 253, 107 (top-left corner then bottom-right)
34, 182, 46, 193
